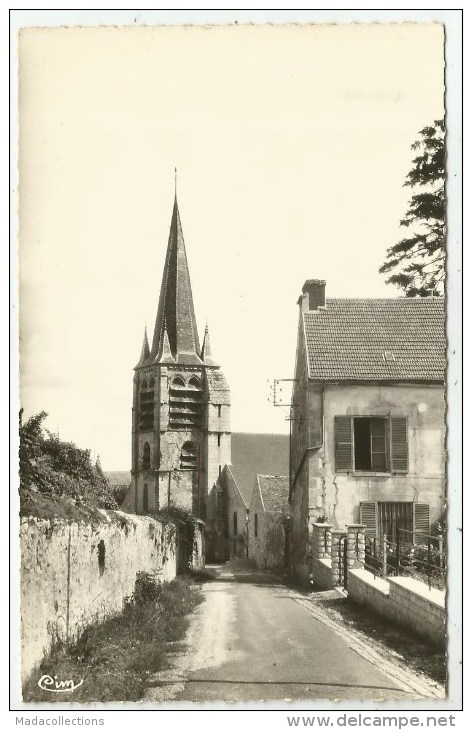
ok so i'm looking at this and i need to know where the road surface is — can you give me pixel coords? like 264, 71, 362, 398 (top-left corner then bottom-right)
146, 565, 438, 703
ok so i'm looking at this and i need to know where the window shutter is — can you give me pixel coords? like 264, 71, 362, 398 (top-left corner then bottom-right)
390, 417, 408, 473
413, 503, 430, 536
334, 416, 352, 472
360, 501, 378, 538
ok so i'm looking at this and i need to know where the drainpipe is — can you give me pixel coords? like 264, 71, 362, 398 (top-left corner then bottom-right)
289, 384, 325, 504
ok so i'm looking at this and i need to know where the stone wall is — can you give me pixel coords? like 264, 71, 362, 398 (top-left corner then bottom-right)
20, 510, 204, 682
348, 569, 445, 646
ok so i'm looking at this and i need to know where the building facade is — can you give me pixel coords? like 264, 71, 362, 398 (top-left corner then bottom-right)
290, 279, 446, 586
248, 475, 290, 571
123, 196, 231, 548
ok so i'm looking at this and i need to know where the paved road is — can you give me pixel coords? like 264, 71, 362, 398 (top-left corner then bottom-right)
147, 565, 428, 703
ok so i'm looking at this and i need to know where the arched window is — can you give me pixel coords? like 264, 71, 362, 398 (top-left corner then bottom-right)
143, 483, 149, 512
171, 375, 185, 388
180, 441, 197, 470
233, 511, 238, 535
149, 375, 155, 389
141, 379, 148, 390
188, 376, 201, 390
143, 442, 151, 470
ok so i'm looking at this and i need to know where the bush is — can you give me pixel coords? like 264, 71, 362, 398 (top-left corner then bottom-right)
19, 409, 118, 513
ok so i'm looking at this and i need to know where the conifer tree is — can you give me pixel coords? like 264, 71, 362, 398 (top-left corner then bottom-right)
380, 119, 445, 296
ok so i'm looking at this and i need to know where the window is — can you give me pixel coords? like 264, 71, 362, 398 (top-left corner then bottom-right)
169, 375, 203, 429
143, 442, 151, 470
143, 483, 149, 512
217, 433, 221, 447
218, 465, 222, 476
334, 416, 408, 473
354, 417, 387, 472
233, 511, 238, 535
217, 405, 222, 418
180, 441, 197, 470
139, 379, 154, 431
254, 513, 258, 538
360, 501, 430, 541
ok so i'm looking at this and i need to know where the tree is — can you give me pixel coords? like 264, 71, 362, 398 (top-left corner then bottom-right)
379, 119, 445, 297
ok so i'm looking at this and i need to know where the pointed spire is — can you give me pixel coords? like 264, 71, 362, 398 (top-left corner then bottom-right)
201, 322, 218, 366
158, 324, 175, 364
150, 192, 203, 365
135, 326, 150, 368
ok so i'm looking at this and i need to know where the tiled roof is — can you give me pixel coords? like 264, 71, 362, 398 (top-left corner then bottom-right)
257, 475, 290, 514
230, 433, 289, 503
303, 298, 445, 382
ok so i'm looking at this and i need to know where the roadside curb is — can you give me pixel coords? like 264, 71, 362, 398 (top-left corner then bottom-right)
291, 594, 444, 700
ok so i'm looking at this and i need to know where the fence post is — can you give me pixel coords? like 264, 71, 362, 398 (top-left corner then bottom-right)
346, 524, 366, 569
382, 533, 388, 577
312, 523, 332, 560
331, 530, 347, 586
395, 537, 401, 576
427, 537, 432, 590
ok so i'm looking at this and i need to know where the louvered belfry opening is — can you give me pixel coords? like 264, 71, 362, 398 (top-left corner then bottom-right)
180, 441, 197, 470
139, 379, 154, 431
169, 375, 203, 429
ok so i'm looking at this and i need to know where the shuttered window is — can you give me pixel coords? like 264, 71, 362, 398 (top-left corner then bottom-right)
335, 416, 408, 473
360, 501, 378, 538
334, 416, 353, 472
390, 417, 408, 473
413, 502, 430, 536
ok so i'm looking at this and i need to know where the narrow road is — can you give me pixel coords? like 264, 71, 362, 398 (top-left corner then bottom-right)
146, 565, 436, 703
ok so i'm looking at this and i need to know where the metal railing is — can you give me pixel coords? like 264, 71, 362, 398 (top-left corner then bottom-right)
365, 529, 445, 590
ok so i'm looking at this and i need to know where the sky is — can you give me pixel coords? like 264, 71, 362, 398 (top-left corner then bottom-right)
18, 22, 445, 470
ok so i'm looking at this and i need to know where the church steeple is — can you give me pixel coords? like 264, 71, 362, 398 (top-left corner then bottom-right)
135, 326, 150, 368
150, 197, 202, 365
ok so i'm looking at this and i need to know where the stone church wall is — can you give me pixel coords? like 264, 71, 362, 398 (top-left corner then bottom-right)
20, 511, 180, 682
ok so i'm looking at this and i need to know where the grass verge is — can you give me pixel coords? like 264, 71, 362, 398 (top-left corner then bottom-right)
22, 576, 204, 703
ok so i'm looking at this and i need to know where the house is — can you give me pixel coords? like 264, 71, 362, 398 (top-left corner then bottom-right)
290, 279, 446, 586
209, 433, 289, 562
248, 475, 290, 571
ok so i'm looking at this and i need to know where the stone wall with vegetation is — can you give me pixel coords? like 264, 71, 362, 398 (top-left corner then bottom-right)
20, 511, 179, 682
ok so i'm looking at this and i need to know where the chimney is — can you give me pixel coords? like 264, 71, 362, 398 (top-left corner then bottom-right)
299, 280, 326, 311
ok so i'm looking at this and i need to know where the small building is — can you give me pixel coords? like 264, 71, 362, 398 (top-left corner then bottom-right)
209, 433, 289, 562
290, 279, 446, 586
248, 475, 290, 571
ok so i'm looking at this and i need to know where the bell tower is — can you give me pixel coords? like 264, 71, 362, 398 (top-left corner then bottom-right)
125, 193, 231, 524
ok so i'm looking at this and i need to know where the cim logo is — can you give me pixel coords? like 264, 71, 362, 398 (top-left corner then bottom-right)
38, 674, 84, 693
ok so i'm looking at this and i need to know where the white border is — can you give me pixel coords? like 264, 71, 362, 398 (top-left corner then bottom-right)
8, 4, 463, 722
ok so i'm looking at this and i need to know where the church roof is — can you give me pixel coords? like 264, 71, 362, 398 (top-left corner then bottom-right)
229, 433, 289, 503
303, 297, 445, 382
149, 197, 202, 366
201, 323, 218, 366
135, 327, 150, 368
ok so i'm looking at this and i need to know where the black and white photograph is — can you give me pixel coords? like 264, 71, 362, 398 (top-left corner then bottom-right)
10, 8, 463, 717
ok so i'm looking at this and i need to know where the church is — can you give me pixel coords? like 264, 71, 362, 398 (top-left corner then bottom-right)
123, 192, 231, 557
